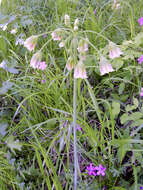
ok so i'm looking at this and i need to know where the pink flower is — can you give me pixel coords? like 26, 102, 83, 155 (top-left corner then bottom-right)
109, 42, 123, 59
86, 163, 97, 176
38, 61, 47, 70
138, 55, 143, 64
24, 35, 38, 51
30, 52, 42, 69
138, 17, 143, 26
140, 88, 143, 97
74, 61, 87, 79
51, 30, 62, 41
95, 164, 106, 176
99, 56, 114, 76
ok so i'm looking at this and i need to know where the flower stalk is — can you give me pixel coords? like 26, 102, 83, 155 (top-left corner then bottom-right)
73, 78, 78, 190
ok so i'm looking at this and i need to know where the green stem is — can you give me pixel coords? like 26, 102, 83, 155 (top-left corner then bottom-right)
73, 78, 78, 190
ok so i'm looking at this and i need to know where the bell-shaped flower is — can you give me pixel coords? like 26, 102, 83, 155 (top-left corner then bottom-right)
24, 35, 38, 51
74, 61, 87, 79
109, 41, 123, 59
66, 56, 74, 71
99, 56, 114, 76
77, 39, 88, 53
51, 29, 62, 41
64, 14, 70, 26
30, 51, 42, 69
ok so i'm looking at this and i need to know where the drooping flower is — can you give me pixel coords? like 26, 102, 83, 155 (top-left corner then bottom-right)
99, 56, 114, 76
86, 163, 97, 176
30, 51, 42, 69
138, 55, 143, 64
51, 29, 62, 41
24, 35, 38, 51
109, 41, 123, 59
74, 18, 79, 31
77, 39, 88, 53
95, 164, 106, 176
64, 14, 70, 26
66, 56, 74, 71
74, 61, 87, 79
138, 17, 143, 26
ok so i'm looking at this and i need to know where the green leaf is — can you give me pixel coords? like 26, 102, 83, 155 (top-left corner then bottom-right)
6, 136, 22, 153
118, 83, 125, 95
0, 122, 8, 136
120, 113, 129, 124
112, 101, 120, 117
128, 112, 143, 121
112, 59, 124, 71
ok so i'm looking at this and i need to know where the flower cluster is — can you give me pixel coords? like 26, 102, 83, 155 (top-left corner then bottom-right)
140, 88, 143, 97
51, 14, 88, 79
86, 163, 106, 177
138, 17, 143, 27
138, 55, 143, 64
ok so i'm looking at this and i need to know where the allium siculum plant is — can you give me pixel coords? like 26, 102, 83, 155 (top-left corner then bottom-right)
23, 13, 123, 190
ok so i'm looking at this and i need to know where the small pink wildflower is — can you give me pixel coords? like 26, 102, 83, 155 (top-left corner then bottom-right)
77, 40, 88, 53
38, 61, 47, 70
138, 55, 143, 64
140, 88, 143, 97
86, 163, 97, 176
95, 164, 106, 176
138, 17, 143, 26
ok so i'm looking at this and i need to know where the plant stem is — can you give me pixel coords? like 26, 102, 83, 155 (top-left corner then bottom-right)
73, 78, 78, 190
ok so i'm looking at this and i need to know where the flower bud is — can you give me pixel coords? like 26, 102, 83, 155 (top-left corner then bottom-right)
64, 14, 70, 26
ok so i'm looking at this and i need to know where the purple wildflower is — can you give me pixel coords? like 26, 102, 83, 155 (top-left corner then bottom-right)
138, 55, 143, 64
93, 9, 96, 15
138, 17, 143, 26
140, 186, 143, 190
95, 164, 106, 176
86, 163, 97, 176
